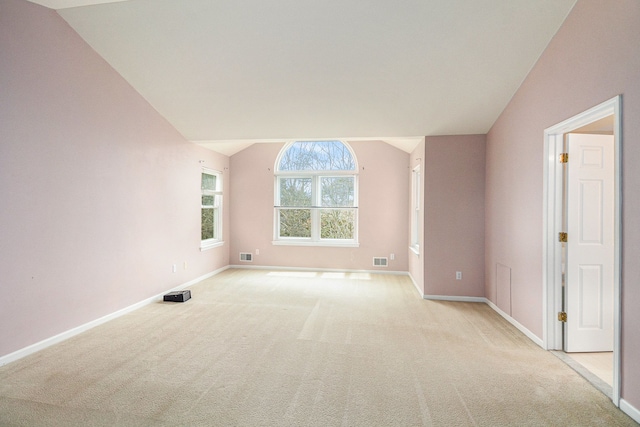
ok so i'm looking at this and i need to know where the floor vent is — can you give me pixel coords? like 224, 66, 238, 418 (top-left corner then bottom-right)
239, 252, 253, 262
373, 257, 388, 267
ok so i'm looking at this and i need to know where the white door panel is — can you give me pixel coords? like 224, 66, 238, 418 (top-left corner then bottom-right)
565, 133, 614, 353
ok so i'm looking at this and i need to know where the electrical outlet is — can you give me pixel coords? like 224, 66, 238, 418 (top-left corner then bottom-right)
256, 249, 260, 255
390, 253, 395, 260
456, 271, 462, 280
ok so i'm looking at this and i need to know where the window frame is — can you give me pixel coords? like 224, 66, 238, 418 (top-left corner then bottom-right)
200, 168, 223, 251
273, 141, 359, 247
410, 165, 421, 254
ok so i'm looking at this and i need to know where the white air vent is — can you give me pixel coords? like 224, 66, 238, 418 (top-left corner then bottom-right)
239, 252, 253, 262
373, 257, 388, 267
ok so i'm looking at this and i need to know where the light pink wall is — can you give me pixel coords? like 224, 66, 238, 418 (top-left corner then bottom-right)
0, 0, 229, 358
423, 135, 486, 298
485, 0, 640, 408
229, 140, 409, 271
408, 141, 425, 295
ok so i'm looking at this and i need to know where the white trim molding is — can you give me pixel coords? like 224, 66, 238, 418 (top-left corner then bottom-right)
620, 399, 640, 424
0, 266, 229, 367
408, 272, 423, 297
229, 264, 408, 276
272, 240, 360, 248
420, 295, 544, 348
542, 95, 622, 405
485, 299, 545, 348
423, 295, 485, 303
201, 240, 225, 251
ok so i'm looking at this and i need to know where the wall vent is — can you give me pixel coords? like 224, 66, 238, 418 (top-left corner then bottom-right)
239, 252, 253, 262
373, 257, 388, 267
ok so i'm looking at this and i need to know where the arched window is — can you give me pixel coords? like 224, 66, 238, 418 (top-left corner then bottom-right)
274, 140, 358, 246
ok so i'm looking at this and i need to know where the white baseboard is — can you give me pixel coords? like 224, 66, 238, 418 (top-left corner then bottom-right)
229, 264, 409, 276
408, 273, 423, 297
620, 398, 640, 424
420, 296, 543, 348
485, 299, 544, 348
5, 263, 637, 423
0, 266, 229, 367
423, 294, 486, 303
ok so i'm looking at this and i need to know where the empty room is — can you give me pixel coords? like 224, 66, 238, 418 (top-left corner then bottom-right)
1, 0, 639, 425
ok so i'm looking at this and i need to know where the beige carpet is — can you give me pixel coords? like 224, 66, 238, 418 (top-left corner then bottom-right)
0, 269, 636, 426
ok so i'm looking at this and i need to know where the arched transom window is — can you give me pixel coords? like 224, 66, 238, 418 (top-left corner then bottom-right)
274, 140, 358, 246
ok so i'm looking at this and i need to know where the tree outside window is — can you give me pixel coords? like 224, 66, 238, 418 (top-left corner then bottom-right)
275, 141, 358, 245
201, 169, 222, 249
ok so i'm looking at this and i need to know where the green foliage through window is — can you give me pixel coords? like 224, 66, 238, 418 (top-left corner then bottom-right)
275, 141, 357, 242
280, 178, 312, 207
279, 209, 311, 238
201, 170, 221, 245
320, 209, 355, 239
321, 177, 354, 207
201, 207, 216, 240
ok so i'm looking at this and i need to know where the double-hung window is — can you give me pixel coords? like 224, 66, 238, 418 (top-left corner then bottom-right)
201, 168, 222, 250
274, 141, 358, 246
410, 165, 421, 254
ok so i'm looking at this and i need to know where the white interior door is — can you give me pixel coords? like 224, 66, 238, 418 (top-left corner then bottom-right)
565, 133, 614, 353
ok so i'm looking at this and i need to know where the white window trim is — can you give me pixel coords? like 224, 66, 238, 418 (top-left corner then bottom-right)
410, 165, 421, 255
272, 239, 360, 248
273, 141, 359, 246
201, 239, 224, 251
200, 167, 224, 251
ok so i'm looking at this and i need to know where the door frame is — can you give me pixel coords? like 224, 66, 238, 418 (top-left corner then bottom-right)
542, 95, 622, 405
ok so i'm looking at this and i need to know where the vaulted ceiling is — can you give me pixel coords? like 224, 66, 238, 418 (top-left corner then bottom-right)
27, 0, 577, 155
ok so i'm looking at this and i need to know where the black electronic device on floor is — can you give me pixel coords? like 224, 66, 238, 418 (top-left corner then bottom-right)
163, 290, 191, 302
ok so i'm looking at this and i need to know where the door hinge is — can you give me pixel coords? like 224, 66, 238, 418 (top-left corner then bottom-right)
559, 153, 569, 163
558, 232, 568, 243
558, 311, 567, 322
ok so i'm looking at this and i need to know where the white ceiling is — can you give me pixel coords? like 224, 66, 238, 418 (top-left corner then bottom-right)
28, 0, 577, 155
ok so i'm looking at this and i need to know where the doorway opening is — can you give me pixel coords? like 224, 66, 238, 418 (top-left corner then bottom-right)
542, 96, 621, 405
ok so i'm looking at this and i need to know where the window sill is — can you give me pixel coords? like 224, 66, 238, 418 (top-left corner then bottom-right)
409, 245, 420, 256
201, 240, 224, 251
272, 240, 360, 248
